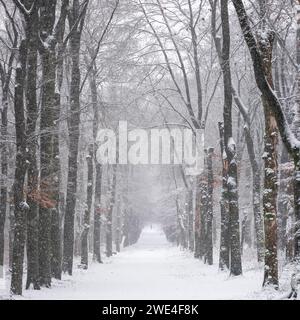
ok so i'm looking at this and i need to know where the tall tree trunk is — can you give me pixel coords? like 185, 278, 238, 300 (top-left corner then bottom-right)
293, 1, 300, 259
0, 88, 8, 269
8, 196, 14, 270
0, 97, 8, 269
89, 62, 103, 263
205, 148, 214, 265
115, 195, 121, 253
38, 1, 59, 287
194, 177, 201, 258
198, 174, 207, 259
244, 127, 264, 262
123, 208, 130, 248
106, 165, 117, 257
187, 187, 194, 251
25, 7, 40, 290
218, 122, 230, 270
0, 119, 7, 268
51, 0, 69, 281
63, 0, 88, 275
255, 3, 279, 288
221, 0, 242, 276
11, 40, 28, 295
80, 146, 93, 269
0, 0, 18, 271
262, 96, 279, 287
93, 163, 103, 263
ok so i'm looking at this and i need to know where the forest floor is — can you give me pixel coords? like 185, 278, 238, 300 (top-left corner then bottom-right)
0, 225, 296, 300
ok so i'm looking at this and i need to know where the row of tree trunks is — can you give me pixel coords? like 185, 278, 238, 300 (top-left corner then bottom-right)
211, 0, 263, 265
0, 1, 18, 269
232, 0, 300, 273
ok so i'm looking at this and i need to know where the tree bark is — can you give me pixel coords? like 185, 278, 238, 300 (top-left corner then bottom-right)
205, 148, 214, 265
199, 174, 207, 259
11, 40, 28, 295
25, 5, 40, 290
244, 127, 264, 262
187, 187, 194, 251
51, 0, 69, 281
89, 60, 103, 263
218, 122, 230, 270
293, 1, 300, 259
63, 0, 88, 275
221, 0, 242, 276
38, 2, 57, 287
115, 195, 121, 253
106, 165, 117, 257
93, 163, 103, 263
80, 146, 93, 269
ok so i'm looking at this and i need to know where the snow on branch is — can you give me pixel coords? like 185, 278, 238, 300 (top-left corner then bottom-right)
12, 0, 36, 16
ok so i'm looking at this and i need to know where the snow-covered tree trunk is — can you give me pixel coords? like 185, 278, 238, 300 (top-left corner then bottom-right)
115, 195, 122, 253
90, 63, 103, 263
106, 165, 117, 257
51, 0, 69, 281
261, 97, 279, 287
293, 1, 300, 259
93, 163, 102, 262
218, 122, 230, 270
25, 5, 40, 290
256, 1, 279, 288
205, 148, 214, 265
199, 174, 207, 259
194, 176, 201, 258
244, 126, 264, 262
221, 0, 242, 276
187, 187, 194, 252
38, 2, 58, 288
0, 1, 18, 270
63, 0, 88, 275
11, 40, 28, 296
80, 146, 93, 269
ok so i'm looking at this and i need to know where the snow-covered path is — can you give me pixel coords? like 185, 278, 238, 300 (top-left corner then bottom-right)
8, 225, 270, 300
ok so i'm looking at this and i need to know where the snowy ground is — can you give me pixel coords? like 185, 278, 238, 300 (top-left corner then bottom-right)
0, 225, 296, 300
